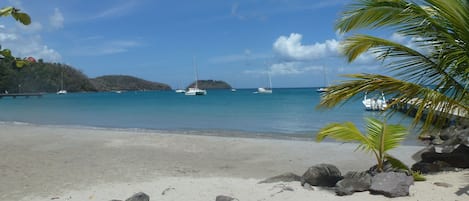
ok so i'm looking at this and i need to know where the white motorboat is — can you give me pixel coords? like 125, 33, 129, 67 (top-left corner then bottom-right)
363, 92, 387, 111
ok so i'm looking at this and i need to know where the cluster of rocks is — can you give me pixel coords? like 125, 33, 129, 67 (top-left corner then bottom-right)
259, 163, 414, 198
300, 163, 413, 197
412, 125, 469, 173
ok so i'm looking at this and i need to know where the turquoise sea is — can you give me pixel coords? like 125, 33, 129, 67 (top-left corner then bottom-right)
0, 88, 420, 142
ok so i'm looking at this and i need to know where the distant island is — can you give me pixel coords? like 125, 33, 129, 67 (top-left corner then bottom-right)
90, 75, 171, 91
0, 60, 171, 93
0, 60, 236, 93
187, 80, 232, 89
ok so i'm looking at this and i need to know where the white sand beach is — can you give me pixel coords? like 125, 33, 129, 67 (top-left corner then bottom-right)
1, 123, 467, 201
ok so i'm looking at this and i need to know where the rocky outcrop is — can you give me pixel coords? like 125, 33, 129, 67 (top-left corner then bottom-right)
301, 164, 343, 187
369, 172, 414, 198
258, 172, 302, 184
412, 144, 469, 173
125, 192, 150, 201
412, 123, 469, 173
215, 195, 238, 201
335, 171, 372, 196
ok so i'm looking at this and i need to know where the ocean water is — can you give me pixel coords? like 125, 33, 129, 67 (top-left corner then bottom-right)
0, 88, 420, 141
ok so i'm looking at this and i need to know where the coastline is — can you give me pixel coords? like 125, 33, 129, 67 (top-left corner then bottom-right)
1, 123, 466, 201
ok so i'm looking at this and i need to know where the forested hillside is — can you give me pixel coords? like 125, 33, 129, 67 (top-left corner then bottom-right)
0, 59, 171, 93
0, 58, 95, 93
90, 75, 171, 91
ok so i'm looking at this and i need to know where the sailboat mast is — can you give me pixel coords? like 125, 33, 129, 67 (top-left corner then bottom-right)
193, 56, 198, 89
60, 71, 64, 90
268, 72, 272, 89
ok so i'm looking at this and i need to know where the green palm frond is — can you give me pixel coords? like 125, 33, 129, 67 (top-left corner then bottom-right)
316, 118, 408, 172
316, 121, 372, 152
318, 74, 469, 129
366, 118, 407, 153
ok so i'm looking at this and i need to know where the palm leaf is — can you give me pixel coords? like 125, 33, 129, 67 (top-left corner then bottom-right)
366, 118, 407, 152
317, 74, 469, 130
316, 122, 373, 152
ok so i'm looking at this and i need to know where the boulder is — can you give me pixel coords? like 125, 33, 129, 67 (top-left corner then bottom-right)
125, 192, 149, 201
258, 172, 301, 184
369, 172, 414, 198
215, 195, 238, 201
411, 160, 454, 173
420, 144, 469, 168
335, 171, 372, 196
301, 164, 343, 187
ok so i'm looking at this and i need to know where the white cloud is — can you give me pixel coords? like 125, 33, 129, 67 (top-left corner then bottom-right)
391, 33, 406, 43
230, 2, 267, 21
269, 62, 322, 75
273, 33, 340, 61
244, 62, 323, 76
0, 25, 61, 61
70, 40, 141, 56
92, 1, 138, 20
209, 49, 271, 64
49, 8, 64, 29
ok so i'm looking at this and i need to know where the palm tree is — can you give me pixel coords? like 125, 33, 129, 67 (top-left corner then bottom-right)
319, 0, 469, 131
317, 117, 408, 172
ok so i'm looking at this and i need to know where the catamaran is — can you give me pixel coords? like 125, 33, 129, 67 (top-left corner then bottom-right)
185, 57, 207, 96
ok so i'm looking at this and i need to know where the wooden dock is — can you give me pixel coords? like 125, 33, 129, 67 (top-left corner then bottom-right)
391, 98, 468, 127
0, 93, 44, 99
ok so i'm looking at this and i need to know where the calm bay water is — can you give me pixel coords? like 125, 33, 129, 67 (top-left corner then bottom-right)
0, 88, 420, 141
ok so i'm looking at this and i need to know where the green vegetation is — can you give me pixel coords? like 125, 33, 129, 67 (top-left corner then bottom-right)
188, 80, 232, 89
90, 75, 171, 91
0, 60, 95, 93
316, 117, 408, 172
318, 0, 469, 130
0, 60, 172, 93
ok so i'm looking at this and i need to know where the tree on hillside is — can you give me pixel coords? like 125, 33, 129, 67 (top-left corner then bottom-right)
318, 0, 468, 131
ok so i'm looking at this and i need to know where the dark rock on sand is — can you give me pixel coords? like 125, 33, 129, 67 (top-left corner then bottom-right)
335, 171, 372, 196
369, 172, 414, 198
301, 164, 343, 187
420, 144, 469, 168
125, 192, 150, 201
215, 195, 238, 201
411, 160, 454, 173
258, 172, 302, 184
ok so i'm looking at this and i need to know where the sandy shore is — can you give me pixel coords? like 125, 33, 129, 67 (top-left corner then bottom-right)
0, 123, 467, 201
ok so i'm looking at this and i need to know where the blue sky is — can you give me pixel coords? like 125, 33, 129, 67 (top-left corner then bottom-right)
0, 0, 399, 88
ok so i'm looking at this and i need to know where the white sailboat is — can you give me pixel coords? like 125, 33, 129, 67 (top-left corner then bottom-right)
175, 83, 186, 93
185, 57, 207, 96
256, 72, 272, 94
316, 66, 329, 93
175, 88, 186, 93
57, 71, 67, 95
362, 92, 387, 111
